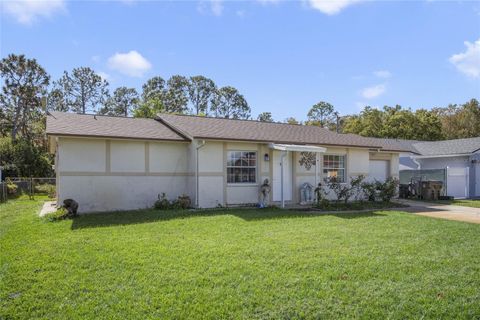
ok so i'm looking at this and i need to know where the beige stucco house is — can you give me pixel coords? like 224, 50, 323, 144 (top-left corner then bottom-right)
46, 112, 408, 213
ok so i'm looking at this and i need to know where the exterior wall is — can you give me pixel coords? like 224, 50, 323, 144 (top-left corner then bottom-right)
368, 152, 399, 179
196, 141, 224, 208
417, 156, 470, 170
56, 136, 403, 211
58, 138, 106, 172
57, 137, 190, 213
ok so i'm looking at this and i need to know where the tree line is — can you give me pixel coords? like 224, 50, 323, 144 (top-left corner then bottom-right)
49, 68, 250, 119
1, 53, 479, 178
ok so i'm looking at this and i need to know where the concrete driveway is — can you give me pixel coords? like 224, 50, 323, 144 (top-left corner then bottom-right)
398, 199, 480, 224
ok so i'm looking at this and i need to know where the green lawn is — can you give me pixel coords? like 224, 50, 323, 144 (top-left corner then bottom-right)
422, 199, 480, 208
1, 199, 479, 319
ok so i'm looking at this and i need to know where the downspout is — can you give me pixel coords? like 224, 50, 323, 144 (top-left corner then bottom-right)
280, 151, 288, 208
314, 152, 318, 191
410, 156, 421, 170
195, 140, 206, 208
55, 137, 59, 206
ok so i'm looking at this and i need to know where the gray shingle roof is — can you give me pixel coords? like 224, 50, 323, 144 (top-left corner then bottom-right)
157, 113, 410, 151
46, 112, 188, 141
365, 138, 420, 154
371, 137, 480, 156
410, 137, 480, 156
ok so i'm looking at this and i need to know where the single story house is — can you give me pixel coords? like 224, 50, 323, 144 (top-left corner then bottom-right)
46, 112, 409, 212
388, 137, 480, 199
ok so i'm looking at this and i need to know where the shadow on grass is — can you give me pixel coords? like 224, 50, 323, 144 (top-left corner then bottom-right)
70, 208, 387, 230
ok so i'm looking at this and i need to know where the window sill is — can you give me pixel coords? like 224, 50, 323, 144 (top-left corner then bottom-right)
227, 183, 259, 187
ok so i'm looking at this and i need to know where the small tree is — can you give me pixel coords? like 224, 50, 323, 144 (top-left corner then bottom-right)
187, 76, 216, 115
0, 54, 50, 142
307, 101, 335, 128
164, 75, 189, 114
55, 67, 109, 114
257, 112, 273, 122
99, 87, 139, 117
211, 86, 250, 119
133, 98, 165, 118
285, 117, 300, 125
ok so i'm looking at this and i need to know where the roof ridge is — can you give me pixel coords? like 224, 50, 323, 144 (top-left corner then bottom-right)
157, 112, 346, 137
50, 111, 155, 121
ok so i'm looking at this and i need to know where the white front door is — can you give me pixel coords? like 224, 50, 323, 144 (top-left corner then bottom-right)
368, 160, 389, 182
272, 151, 292, 202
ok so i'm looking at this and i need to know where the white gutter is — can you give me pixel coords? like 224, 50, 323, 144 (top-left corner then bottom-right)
195, 140, 206, 208
411, 153, 472, 159
268, 143, 327, 153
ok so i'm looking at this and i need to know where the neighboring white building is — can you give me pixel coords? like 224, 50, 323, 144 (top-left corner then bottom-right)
46, 112, 408, 213
387, 138, 480, 199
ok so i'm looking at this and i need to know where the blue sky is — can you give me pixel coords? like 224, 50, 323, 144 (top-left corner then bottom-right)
1, 0, 479, 121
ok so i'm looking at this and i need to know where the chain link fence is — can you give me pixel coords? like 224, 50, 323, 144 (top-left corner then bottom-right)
399, 169, 447, 199
0, 178, 56, 203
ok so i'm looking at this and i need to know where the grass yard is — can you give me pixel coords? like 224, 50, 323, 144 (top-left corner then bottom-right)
427, 199, 480, 208
1, 199, 480, 319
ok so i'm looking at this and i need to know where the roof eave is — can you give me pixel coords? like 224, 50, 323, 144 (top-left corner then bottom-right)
46, 132, 189, 142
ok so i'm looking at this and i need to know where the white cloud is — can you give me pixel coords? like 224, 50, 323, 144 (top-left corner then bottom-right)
307, 0, 362, 15
2, 0, 65, 25
449, 38, 480, 78
361, 84, 386, 99
211, 0, 223, 16
236, 9, 246, 17
373, 70, 392, 78
107, 50, 152, 77
198, 0, 224, 16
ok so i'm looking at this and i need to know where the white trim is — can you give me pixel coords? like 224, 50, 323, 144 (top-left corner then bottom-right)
269, 143, 327, 153
411, 153, 472, 159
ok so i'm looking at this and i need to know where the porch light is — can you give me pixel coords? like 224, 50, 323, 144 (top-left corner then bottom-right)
264, 153, 270, 162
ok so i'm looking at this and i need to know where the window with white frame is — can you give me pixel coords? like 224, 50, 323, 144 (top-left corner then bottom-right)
227, 151, 257, 183
323, 155, 346, 183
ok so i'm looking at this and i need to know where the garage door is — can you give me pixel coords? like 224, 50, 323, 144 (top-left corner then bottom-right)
446, 167, 468, 199
369, 160, 389, 182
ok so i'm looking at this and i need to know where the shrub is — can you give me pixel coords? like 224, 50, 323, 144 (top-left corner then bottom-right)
34, 184, 56, 198
361, 178, 399, 202
5, 178, 18, 195
327, 177, 353, 204
173, 194, 191, 209
350, 175, 366, 201
43, 208, 68, 222
154, 193, 171, 210
378, 177, 399, 202
154, 193, 192, 210
361, 181, 378, 202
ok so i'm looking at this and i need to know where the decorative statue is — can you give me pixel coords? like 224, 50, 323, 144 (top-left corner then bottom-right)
300, 182, 314, 204
314, 182, 329, 205
63, 199, 79, 217
259, 179, 271, 208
